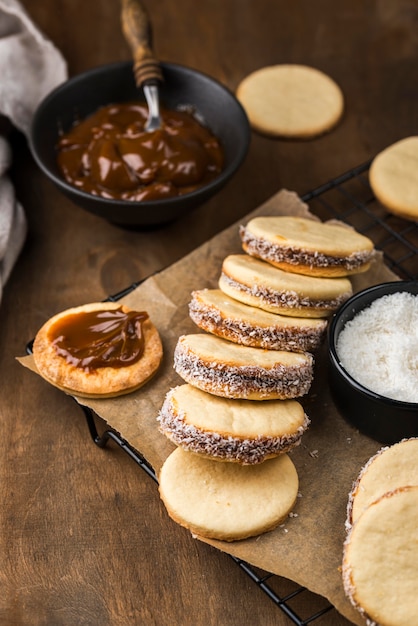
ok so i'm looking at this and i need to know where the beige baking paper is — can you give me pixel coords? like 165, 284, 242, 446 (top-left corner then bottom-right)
19, 189, 399, 625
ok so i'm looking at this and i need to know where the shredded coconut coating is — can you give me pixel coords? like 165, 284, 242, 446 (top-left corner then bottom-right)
240, 226, 374, 271
189, 300, 326, 353
173, 345, 314, 400
221, 273, 350, 312
157, 391, 310, 464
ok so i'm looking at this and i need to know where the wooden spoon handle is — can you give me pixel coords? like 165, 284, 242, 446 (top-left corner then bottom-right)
120, 0, 163, 86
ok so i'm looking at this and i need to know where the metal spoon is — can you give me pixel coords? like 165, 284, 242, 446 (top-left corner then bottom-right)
121, 0, 163, 132
143, 83, 161, 132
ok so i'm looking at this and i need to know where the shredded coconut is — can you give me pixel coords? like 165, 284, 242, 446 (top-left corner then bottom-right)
336, 292, 418, 403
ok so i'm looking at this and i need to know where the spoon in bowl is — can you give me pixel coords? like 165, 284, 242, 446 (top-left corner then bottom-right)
120, 0, 163, 131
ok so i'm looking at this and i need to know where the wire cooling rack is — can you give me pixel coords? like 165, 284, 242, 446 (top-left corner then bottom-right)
27, 161, 418, 625
302, 161, 417, 281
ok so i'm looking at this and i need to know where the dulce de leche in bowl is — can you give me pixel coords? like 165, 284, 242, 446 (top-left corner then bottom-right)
30, 61, 250, 228
56, 101, 225, 203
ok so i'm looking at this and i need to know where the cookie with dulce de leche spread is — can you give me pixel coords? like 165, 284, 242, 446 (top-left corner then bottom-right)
32, 301, 163, 398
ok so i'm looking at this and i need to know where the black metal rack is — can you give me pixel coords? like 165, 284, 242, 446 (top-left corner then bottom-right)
79, 404, 337, 625
27, 162, 417, 625
302, 161, 417, 281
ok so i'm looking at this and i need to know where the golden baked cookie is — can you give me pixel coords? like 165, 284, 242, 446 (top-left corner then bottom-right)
159, 446, 299, 541
219, 254, 352, 318
342, 485, 418, 626
173, 333, 314, 400
240, 216, 375, 277
346, 438, 418, 529
158, 383, 310, 464
369, 136, 418, 221
33, 301, 163, 398
236, 64, 344, 138
189, 288, 327, 352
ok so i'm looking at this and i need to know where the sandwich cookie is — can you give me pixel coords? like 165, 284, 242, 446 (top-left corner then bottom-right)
219, 254, 352, 318
173, 333, 314, 400
32, 301, 163, 398
158, 384, 310, 464
189, 288, 327, 352
346, 438, 418, 530
159, 446, 299, 541
342, 485, 418, 626
369, 136, 418, 222
240, 216, 375, 277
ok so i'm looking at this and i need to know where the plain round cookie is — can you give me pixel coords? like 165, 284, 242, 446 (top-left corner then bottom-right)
158, 383, 310, 464
236, 64, 344, 138
369, 136, 418, 221
342, 486, 418, 626
159, 446, 299, 541
33, 301, 163, 398
347, 438, 418, 528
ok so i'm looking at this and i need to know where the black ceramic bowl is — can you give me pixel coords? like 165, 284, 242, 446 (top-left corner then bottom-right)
30, 61, 250, 228
328, 280, 418, 444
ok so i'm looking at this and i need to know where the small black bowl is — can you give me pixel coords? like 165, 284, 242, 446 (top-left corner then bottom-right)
29, 61, 250, 228
328, 280, 418, 444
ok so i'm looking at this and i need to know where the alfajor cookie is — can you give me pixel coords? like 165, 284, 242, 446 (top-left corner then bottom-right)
342, 485, 418, 626
158, 384, 310, 464
369, 136, 418, 222
240, 216, 375, 277
173, 333, 313, 400
346, 438, 418, 529
189, 288, 327, 352
33, 302, 163, 398
219, 254, 352, 318
236, 64, 344, 139
159, 446, 299, 541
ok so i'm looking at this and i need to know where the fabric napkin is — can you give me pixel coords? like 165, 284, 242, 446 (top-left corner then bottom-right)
0, 0, 67, 303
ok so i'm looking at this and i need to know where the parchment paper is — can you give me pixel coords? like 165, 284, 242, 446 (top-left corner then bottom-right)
19, 189, 399, 625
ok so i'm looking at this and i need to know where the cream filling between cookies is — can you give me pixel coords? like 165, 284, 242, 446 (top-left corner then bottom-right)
240, 227, 374, 270
157, 403, 310, 464
220, 273, 350, 311
173, 350, 313, 399
189, 301, 325, 352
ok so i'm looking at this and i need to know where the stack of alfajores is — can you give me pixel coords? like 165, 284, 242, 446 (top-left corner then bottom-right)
157, 214, 375, 542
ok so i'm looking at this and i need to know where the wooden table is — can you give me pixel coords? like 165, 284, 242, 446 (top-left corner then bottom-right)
2, 1, 417, 624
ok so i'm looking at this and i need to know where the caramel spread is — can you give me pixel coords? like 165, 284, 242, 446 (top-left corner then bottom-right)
49, 307, 149, 371
56, 102, 224, 201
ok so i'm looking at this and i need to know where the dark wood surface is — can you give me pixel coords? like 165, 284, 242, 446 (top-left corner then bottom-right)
2, 1, 417, 624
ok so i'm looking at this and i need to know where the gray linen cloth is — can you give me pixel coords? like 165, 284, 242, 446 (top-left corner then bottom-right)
0, 0, 67, 301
